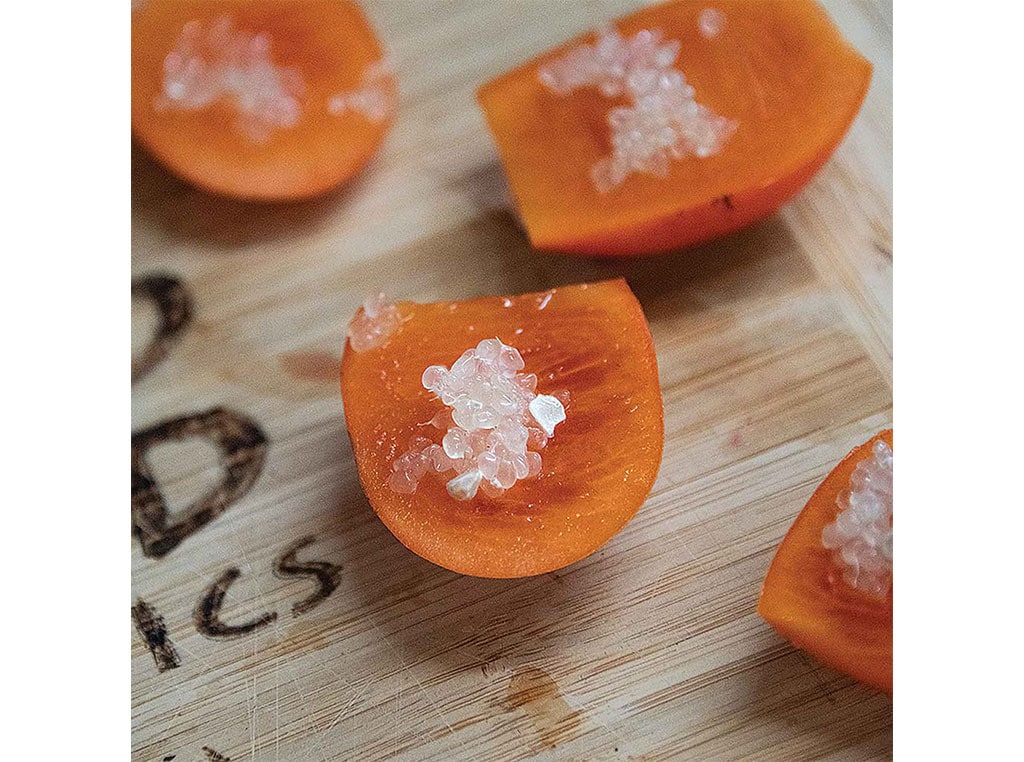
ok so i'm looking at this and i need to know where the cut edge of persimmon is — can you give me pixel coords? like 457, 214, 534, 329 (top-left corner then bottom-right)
339, 279, 664, 578
131, 0, 396, 201
476, 0, 873, 256
758, 430, 893, 694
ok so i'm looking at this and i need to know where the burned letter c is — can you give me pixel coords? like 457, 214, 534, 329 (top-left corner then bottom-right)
132, 408, 267, 558
194, 568, 278, 638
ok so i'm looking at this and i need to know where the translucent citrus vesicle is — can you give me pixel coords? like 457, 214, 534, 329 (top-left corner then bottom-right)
132, 0, 395, 200
340, 279, 664, 578
758, 430, 893, 693
477, 0, 872, 256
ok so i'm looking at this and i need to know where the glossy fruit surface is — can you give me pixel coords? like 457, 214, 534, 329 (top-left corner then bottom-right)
132, 0, 395, 200
341, 279, 664, 578
759, 430, 893, 693
478, 0, 872, 255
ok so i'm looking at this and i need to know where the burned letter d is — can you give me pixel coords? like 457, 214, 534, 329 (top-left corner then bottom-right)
132, 408, 267, 558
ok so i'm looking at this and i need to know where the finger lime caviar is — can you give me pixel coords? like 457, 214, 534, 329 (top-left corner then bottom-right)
387, 337, 568, 502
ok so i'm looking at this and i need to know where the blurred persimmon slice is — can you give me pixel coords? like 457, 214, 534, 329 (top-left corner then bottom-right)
477, 0, 872, 256
758, 430, 893, 693
340, 279, 664, 578
132, 0, 395, 200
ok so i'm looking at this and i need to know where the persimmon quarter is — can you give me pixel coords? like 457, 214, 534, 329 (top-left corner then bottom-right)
759, 430, 893, 693
132, 0, 395, 200
340, 279, 664, 578
477, 0, 872, 256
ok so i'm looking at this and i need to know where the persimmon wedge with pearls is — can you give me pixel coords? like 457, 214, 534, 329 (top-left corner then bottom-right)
758, 430, 893, 693
477, 0, 872, 256
132, 0, 395, 200
340, 280, 664, 578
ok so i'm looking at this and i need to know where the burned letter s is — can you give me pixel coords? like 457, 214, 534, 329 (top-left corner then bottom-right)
273, 536, 342, 616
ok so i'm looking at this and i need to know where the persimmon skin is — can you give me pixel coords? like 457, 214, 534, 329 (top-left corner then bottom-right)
132, 0, 394, 201
758, 430, 893, 694
340, 279, 664, 578
477, 0, 872, 256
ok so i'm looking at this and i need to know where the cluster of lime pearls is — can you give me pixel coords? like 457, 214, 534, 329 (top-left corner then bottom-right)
537, 25, 736, 192
821, 440, 893, 598
328, 59, 395, 123
388, 338, 568, 501
347, 293, 402, 352
157, 15, 305, 143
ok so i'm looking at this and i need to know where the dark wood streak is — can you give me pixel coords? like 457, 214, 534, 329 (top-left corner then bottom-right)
132, 274, 192, 384
194, 568, 277, 638
273, 536, 342, 616
131, 408, 267, 559
131, 599, 180, 673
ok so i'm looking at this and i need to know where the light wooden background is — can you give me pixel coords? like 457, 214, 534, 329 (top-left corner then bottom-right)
131, 1, 893, 759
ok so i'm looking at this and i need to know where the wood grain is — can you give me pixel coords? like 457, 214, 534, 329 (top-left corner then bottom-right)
131, 1, 893, 759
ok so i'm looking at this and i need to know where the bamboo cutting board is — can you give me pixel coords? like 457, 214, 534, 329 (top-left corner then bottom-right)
131, 1, 893, 760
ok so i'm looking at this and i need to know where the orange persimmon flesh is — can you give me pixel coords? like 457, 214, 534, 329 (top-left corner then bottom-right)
340, 279, 663, 578
759, 430, 893, 693
132, 0, 394, 200
477, 0, 872, 256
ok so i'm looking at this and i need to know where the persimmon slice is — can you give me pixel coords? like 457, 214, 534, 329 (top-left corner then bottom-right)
758, 430, 893, 693
132, 0, 395, 200
477, 0, 872, 256
340, 279, 664, 578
